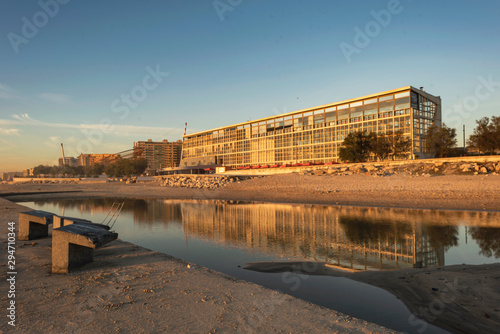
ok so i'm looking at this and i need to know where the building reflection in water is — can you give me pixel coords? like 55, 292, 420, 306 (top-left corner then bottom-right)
34, 199, 500, 271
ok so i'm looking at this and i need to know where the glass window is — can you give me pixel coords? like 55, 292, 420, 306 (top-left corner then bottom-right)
337, 108, 349, 119
364, 102, 377, 115
325, 111, 336, 122
395, 97, 410, 110
325, 106, 336, 112
350, 101, 362, 107
395, 91, 410, 99
379, 95, 393, 102
350, 105, 363, 117
338, 104, 349, 110
314, 114, 324, 124
411, 92, 419, 110
364, 98, 377, 105
379, 100, 394, 113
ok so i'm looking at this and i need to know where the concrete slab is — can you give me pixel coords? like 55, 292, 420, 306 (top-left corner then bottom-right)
52, 223, 118, 274
19, 210, 54, 241
53, 215, 93, 229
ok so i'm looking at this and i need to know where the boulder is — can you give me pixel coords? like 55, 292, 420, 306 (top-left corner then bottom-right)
313, 169, 325, 176
365, 165, 377, 172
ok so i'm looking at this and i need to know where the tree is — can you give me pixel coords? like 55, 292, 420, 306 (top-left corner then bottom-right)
88, 163, 105, 177
339, 132, 373, 163
391, 130, 411, 160
33, 165, 48, 176
104, 158, 148, 177
467, 116, 500, 155
133, 158, 148, 175
370, 133, 391, 161
424, 124, 457, 158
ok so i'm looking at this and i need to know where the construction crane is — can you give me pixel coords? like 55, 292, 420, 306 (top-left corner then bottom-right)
180, 122, 187, 161
61, 143, 66, 166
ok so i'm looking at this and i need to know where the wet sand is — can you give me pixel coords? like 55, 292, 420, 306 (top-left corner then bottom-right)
1, 173, 500, 333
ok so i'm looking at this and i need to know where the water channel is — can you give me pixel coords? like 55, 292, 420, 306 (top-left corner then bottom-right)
22, 199, 500, 333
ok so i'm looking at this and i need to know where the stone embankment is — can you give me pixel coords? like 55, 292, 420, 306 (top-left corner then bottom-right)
298, 160, 500, 177
5, 178, 80, 185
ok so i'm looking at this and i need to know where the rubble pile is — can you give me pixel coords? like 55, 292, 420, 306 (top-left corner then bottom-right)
298, 160, 500, 177
161, 175, 245, 189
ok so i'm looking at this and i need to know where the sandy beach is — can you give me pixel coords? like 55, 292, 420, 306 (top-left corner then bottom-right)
1, 172, 500, 333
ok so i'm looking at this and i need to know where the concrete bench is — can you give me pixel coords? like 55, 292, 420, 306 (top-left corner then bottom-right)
19, 210, 55, 241
52, 222, 118, 274
53, 215, 96, 229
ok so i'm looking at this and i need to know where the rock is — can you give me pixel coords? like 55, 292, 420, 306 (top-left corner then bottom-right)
479, 167, 488, 174
365, 165, 377, 172
313, 169, 325, 176
356, 167, 368, 173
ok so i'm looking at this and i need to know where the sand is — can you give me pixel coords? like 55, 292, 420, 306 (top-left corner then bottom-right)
2, 173, 500, 211
1, 173, 500, 333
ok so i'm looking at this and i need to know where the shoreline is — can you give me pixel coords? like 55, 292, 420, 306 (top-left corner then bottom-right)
2, 173, 500, 212
1, 174, 500, 333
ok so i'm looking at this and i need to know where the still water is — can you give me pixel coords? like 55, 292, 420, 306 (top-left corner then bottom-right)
23, 199, 500, 333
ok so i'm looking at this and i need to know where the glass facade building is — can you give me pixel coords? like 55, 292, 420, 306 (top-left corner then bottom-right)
181, 86, 441, 168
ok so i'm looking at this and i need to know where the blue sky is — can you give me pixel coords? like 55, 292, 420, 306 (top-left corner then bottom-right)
1, 0, 499, 172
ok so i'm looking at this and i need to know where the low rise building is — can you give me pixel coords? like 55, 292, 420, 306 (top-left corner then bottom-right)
181, 86, 441, 168
58, 157, 78, 167
78, 153, 121, 167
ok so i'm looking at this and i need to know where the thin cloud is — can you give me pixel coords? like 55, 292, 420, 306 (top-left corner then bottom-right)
4, 113, 183, 137
38, 93, 72, 104
0, 128, 20, 135
0, 83, 25, 101
11, 113, 39, 123
44, 136, 62, 148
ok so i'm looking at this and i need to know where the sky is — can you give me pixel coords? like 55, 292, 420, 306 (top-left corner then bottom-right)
1, 0, 499, 173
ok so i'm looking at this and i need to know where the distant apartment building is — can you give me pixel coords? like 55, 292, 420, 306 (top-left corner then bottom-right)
58, 157, 78, 167
23, 168, 34, 177
78, 153, 121, 167
1, 172, 19, 181
133, 139, 182, 172
181, 86, 442, 168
